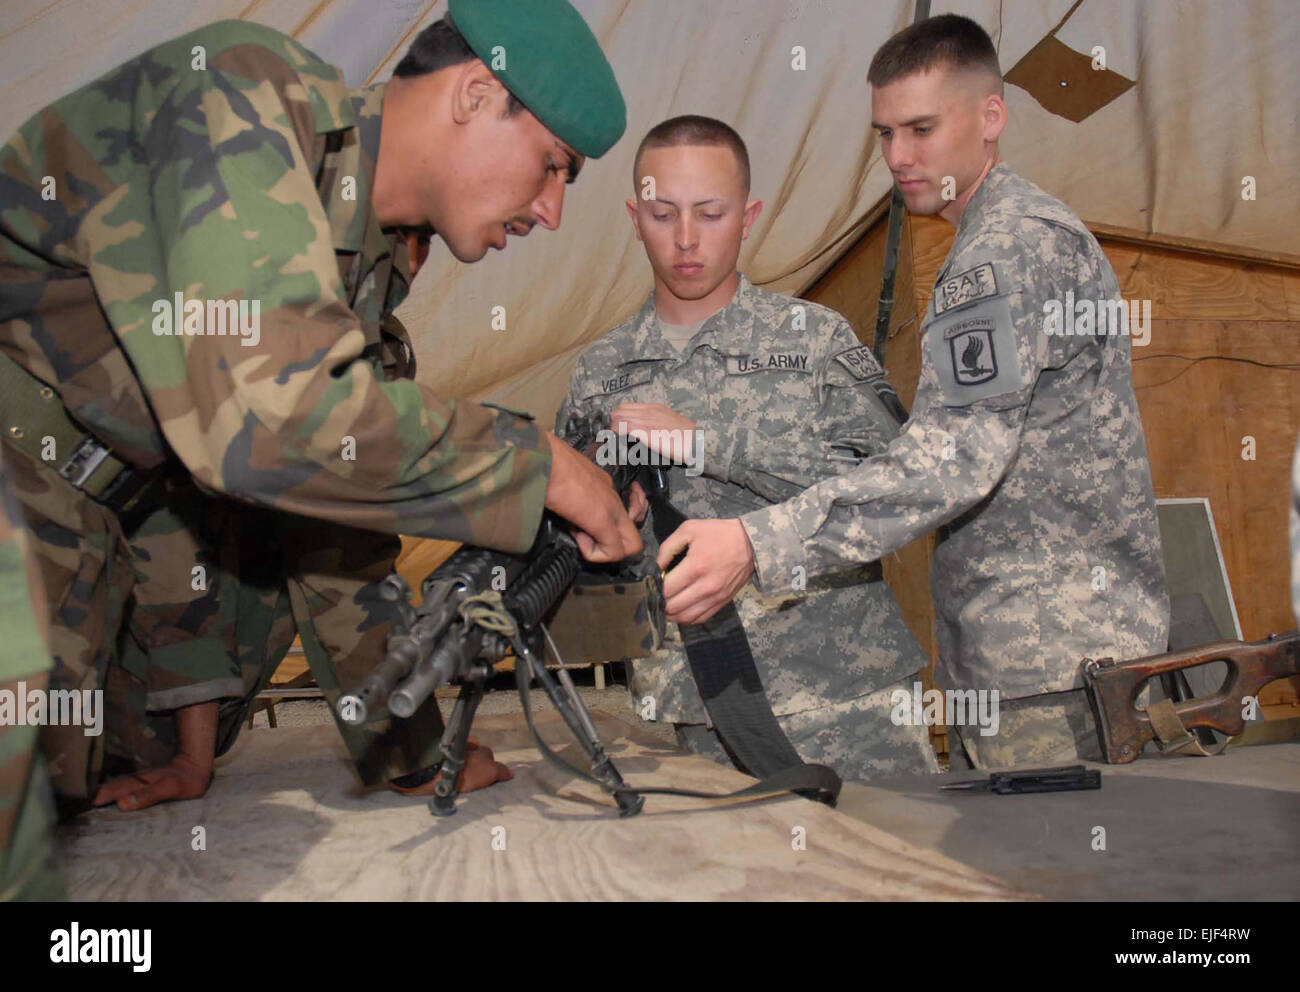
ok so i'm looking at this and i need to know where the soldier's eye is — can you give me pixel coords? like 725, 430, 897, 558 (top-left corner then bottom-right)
702, 213, 722, 220
915, 126, 931, 136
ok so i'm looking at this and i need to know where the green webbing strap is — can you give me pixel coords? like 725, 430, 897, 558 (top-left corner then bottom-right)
644, 475, 841, 805
0, 352, 131, 499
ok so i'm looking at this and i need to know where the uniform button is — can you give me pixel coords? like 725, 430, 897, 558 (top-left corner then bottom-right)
8, 425, 24, 439
38, 386, 54, 400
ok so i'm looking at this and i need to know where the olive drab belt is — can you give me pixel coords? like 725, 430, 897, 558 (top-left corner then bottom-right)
0, 352, 159, 519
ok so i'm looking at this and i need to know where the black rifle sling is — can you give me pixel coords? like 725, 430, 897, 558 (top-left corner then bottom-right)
645, 482, 841, 806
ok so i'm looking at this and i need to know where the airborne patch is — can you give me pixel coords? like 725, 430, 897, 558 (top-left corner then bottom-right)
946, 319, 999, 385
928, 295, 1025, 406
935, 262, 998, 315
832, 344, 882, 381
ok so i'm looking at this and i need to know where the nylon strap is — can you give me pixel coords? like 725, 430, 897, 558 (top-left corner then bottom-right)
645, 476, 841, 805
1147, 698, 1231, 756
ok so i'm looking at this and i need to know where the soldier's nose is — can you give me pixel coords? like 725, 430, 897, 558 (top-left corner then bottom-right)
534, 184, 563, 231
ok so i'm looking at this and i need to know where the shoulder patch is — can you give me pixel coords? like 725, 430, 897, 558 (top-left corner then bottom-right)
935, 262, 998, 315
831, 344, 882, 381
928, 295, 1027, 407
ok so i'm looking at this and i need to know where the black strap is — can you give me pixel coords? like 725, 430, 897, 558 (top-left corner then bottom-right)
644, 472, 841, 805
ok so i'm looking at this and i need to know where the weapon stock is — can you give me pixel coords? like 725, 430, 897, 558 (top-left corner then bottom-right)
1082, 630, 1300, 762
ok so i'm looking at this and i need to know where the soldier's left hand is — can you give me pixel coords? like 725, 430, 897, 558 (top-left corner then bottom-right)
92, 754, 213, 812
656, 518, 756, 624
611, 403, 697, 464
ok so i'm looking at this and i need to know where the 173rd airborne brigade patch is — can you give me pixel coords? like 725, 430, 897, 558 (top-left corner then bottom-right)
928, 261, 1025, 406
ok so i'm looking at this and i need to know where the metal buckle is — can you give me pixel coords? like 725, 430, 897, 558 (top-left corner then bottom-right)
58, 435, 111, 489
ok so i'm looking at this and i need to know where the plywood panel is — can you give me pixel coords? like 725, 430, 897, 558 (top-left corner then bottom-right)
395, 536, 460, 605
1105, 243, 1295, 322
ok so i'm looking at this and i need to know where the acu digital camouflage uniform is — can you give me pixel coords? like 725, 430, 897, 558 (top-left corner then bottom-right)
0, 449, 63, 900
558, 275, 937, 780
0, 21, 553, 804
740, 165, 1171, 769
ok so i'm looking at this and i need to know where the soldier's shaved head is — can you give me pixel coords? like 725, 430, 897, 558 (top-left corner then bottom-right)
634, 116, 751, 194
867, 14, 1003, 97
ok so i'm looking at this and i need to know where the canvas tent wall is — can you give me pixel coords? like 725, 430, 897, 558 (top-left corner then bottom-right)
4, 0, 1296, 418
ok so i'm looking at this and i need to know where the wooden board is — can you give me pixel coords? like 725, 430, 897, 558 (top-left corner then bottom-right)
58, 711, 1022, 901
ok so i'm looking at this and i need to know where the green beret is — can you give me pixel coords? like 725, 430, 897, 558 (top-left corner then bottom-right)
448, 0, 626, 158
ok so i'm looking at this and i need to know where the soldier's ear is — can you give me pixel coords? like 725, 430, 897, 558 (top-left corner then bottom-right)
981, 93, 1007, 144
741, 199, 763, 239
626, 199, 644, 241
451, 61, 503, 125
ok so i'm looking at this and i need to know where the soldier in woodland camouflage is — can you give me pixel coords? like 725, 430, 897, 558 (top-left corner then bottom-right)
655, 16, 1169, 769
559, 117, 937, 780
0, 0, 638, 845
0, 450, 63, 900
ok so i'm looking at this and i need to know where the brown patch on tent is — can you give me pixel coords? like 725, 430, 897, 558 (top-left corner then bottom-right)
1005, 35, 1134, 123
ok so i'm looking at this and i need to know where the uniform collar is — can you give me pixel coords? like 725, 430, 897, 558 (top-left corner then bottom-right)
624, 272, 760, 365
353, 83, 392, 262
954, 161, 1013, 244
342, 83, 410, 310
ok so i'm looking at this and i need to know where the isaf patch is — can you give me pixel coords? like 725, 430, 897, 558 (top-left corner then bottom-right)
935, 262, 998, 315
831, 344, 882, 381
928, 295, 1026, 406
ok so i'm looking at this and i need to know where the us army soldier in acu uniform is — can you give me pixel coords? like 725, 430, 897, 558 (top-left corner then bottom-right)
558, 117, 937, 780
655, 16, 1169, 768
0, 0, 640, 834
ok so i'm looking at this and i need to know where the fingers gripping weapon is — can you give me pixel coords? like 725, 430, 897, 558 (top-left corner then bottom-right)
1083, 630, 1300, 762
340, 516, 647, 817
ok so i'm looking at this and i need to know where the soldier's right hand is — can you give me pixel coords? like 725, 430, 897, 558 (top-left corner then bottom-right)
544, 433, 643, 563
